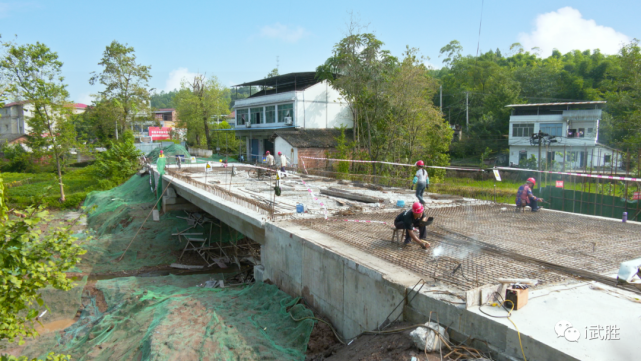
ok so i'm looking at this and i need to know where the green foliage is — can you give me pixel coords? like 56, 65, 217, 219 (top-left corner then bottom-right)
479, 147, 492, 167
3, 167, 106, 209
1, 352, 70, 361
150, 90, 178, 109
0, 40, 76, 202
0, 144, 32, 173
0, 175, 86, 347
89, 41, 152, 139
519, 154, 538, 170
174, 74, 230, 148
334, 126, 355, 175
318, 32, 452, 179
210, 121, 241, 155
432, 39, 641, 157
93, 136, 142, 185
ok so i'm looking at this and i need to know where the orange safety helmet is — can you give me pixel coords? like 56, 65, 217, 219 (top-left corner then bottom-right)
412, 202, 424, 214
526, 177, 536, 186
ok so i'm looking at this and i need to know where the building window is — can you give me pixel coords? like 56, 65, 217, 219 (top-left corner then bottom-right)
519, 151, 527, 162
265, 106, 276, 123
512, 123, 534, 137
568, 128, 576, 137
604, 154, 611, 163
277, 103, 294, 123
236, 109, 248, 125
540, 123, 563, 137
587, 127, 594, 136
250, 107, 263, 124
578, 128, 585, 137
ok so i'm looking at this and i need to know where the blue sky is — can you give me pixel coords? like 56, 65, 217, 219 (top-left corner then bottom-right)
1, 0, 639, 105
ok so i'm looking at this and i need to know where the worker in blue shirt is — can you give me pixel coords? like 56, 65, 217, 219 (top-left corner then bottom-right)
516, 177, 543, 212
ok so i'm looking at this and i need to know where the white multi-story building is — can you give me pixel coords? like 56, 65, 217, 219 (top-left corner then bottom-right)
507, 101, 621, 171
233, 72, 353, 164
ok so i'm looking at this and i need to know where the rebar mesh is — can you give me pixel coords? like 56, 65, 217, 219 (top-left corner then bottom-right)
293, 204, 641, 291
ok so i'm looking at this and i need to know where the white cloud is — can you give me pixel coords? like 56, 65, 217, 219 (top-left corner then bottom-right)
164, 67, 197, 92
518, 7, 630, 57
259, 23, 307, 43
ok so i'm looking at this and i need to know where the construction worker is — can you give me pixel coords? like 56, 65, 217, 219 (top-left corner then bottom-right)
414, 160, 429, 204
394, 202, 430, 249
278, 151, 287, 175
265, 151, 275, 167
516, 177, 543, 212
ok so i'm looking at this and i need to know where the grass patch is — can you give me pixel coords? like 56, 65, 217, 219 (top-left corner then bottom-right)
2, 166, 114, 209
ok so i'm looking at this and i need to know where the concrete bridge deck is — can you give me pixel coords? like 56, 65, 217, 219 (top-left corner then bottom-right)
155, 163, 641, 360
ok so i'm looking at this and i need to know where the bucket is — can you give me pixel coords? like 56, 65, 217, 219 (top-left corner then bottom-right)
296, 203, 304, 213
396, 200, 405, 207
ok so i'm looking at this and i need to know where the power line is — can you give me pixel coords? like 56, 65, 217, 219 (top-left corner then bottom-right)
476, 0, 484, 58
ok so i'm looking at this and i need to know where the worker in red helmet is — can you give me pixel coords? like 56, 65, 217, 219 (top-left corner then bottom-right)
265, 151, 275, 167
516, 177, 543, 212
278, 151, 287, 176
413, 160, 430, 204
394, 202, 430, 249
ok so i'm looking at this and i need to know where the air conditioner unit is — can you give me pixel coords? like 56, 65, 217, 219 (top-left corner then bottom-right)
246, 122, 252, 128
284, 117, 293, 125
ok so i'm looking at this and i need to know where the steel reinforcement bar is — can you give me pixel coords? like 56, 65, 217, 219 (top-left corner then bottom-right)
164, 168, 274, 217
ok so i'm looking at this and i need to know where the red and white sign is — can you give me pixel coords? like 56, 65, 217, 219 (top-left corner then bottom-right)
633, 192, 641, 200
556, 180, 564, 188
148, 127, 172, 140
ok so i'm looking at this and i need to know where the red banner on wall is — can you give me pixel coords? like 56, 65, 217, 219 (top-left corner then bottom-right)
556, 180, 564, 188
148, 127, 172, 140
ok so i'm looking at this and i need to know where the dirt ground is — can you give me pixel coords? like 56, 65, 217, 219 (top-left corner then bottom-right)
306, 321, 444, 361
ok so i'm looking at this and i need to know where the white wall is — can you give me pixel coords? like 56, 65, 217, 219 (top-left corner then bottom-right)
274, 137, 297, 166
509, 145, 621, 169
234, 80, 353, 131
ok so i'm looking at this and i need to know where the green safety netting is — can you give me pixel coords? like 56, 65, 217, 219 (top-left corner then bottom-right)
15, 275, 314, 361
147, 144, 191, 163
80, 174, 243, 273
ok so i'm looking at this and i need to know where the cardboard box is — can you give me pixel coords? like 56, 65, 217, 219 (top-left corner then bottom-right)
505, 288, 529, 310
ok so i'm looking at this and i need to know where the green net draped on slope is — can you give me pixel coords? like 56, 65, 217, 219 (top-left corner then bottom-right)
147, 144, 191, 163
18, 275, 314, 361
80, 174, 244, 273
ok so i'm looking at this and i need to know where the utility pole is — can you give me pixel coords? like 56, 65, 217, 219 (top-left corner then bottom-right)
465, 91, 469, 132
440, 85, 443, 113
537, 130, 542, 171
115, 120, 119, 140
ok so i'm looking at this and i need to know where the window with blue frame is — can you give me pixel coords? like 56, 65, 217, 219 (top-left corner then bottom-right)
236, 109, 248, 125
540, 123, 563, 137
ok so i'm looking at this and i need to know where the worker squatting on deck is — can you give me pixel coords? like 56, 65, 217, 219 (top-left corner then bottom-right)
516, 177, 543, 212
394, 202, 431, 250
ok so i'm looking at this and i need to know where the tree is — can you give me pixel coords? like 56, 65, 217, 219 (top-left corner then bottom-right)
0, 41, 76, 202
0, 175, 85, 350
174, 74, 230, 148
93, 130, 142, 186
150, 90, 178, 108
266, 68, 279, 78
89, 41, 152, 139
317, 31, 398, 175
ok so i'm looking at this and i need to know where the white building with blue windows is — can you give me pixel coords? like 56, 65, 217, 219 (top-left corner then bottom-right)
507, 101, 621, 170
233, 72, 353, 164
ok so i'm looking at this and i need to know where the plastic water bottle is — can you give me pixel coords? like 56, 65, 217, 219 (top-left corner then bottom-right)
622, 212, 627, 223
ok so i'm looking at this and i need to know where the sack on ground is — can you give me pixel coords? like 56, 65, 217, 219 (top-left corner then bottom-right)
409, 322, 449, 352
